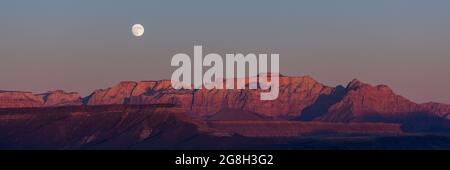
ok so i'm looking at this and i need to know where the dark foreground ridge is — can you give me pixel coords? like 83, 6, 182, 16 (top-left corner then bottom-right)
1, 104, 450, 149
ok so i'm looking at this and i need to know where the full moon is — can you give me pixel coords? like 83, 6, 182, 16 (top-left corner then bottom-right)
132, 24, 144, 37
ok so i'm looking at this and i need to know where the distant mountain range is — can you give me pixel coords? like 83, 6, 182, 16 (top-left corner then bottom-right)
1, 75, 450, 149
1, 75, 449, 122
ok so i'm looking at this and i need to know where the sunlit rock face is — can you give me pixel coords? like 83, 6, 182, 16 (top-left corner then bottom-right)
0, 90, 81, 108
86, 81, 138, 105
318, 79, 421, 122
39, 90, 82, 106
0, 91, 44, 108
82, 76, 334, 117
1, 76, 449, 122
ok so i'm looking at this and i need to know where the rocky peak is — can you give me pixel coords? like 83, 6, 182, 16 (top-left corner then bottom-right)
346, 79, 368, 90
320, 79, 419, 122
345, 79, 394, 96
87, 81, 138, 105
131, 81, 158, 96
38, 90, 82, 106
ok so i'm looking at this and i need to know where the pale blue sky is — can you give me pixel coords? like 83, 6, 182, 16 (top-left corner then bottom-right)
1, 0, 449, 103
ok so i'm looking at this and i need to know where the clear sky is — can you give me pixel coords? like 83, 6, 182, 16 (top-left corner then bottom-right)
1, 0, 449, 103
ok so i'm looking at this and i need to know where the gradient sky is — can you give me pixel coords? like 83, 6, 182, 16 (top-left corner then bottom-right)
1, 0, 449, 103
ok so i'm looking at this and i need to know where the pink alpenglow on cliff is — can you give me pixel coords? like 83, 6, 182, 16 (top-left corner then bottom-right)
1, 75, 448, 122
0, 90, 81, 108
170, 46, 280, 100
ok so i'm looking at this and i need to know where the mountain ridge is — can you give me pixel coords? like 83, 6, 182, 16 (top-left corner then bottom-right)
1, 75, 449, 122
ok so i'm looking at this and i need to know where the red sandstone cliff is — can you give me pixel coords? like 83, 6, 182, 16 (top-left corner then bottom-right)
84, 76, 334, 117
0, 90, 81, 108
318, 79, 421, 122
82, 76, 450, 120
0, 91, 44, 108
38, 90, 82, 106
1, 76, 449, 122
